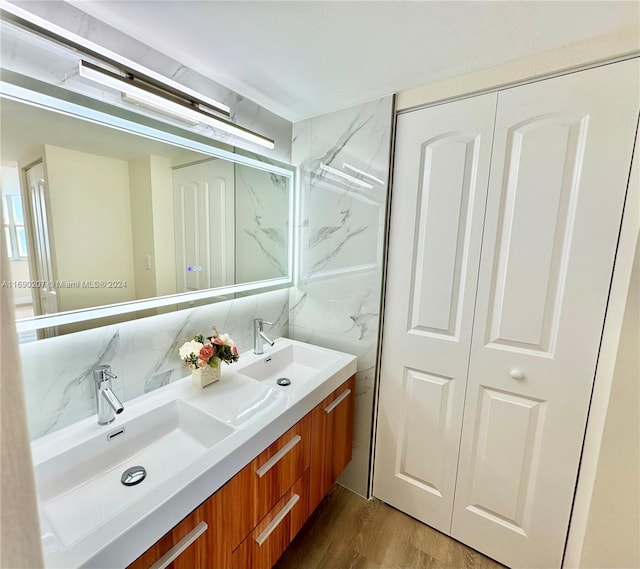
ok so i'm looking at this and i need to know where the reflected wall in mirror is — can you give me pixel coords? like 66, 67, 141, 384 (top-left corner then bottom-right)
1, 96, 292, 339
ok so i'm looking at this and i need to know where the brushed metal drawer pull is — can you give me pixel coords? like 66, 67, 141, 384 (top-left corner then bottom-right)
324, 389, 352, 414
149, 521, 208, 569
254, 494, 300, 546
255, 434, 302, 478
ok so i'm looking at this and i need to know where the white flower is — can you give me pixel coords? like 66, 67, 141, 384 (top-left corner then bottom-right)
218, 333, 235, 348
179, 340, 203, 360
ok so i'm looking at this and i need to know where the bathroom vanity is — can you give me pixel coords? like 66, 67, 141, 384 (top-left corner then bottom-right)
31, 339, 357, 569
128, 375, 355, 569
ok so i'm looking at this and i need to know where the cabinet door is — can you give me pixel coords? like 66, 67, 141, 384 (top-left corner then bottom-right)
373, 94, 497, 533
309, 375, 356, 512
451, 60, 639, 569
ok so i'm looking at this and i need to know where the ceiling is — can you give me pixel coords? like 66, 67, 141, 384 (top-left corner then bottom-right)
68, 1, 638, 123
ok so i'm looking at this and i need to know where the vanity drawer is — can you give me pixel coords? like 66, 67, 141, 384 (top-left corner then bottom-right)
127, 509, 208, 569
127, 483, 232, 569
232, 471, 309, 569
230, 414, 311, 546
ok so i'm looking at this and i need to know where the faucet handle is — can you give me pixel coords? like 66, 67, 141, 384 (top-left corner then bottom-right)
254, 318, 273, 330
93, 364, 117, 382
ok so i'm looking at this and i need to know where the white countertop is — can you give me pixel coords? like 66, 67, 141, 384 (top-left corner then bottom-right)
31, 338, 357, 569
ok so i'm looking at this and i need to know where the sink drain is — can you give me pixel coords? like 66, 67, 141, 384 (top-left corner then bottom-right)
121, 465, 146, 486
276, 377, 292, 386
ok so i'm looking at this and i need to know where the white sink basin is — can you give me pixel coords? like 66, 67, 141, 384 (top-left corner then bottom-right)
236, 342, 343, 390
35, 399, 233, 548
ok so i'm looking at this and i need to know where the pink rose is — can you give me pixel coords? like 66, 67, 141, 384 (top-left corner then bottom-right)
213, 336, 224, 345
232, 346, 238, 355
199, 344, 214, 362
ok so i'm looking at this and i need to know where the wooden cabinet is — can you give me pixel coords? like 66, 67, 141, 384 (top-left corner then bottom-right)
309, 375, 356, 512
232, 471, 309, 569
127, 487, 231, 569
229, 414, 311, 547
127, 374, 355, 569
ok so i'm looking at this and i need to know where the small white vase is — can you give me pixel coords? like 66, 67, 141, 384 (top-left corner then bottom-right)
191, 362, 221, 389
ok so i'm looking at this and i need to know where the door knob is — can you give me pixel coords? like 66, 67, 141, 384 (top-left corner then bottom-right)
510, 369, 524, 380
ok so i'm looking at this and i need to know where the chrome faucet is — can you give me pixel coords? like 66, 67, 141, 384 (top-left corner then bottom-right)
253, 318, 275, 355
93, 365, 124, 425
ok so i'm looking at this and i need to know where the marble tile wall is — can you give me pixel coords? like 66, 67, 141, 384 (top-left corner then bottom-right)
235, 162, 291, 284
291, 96, 394, 497
21, 289, 289, 439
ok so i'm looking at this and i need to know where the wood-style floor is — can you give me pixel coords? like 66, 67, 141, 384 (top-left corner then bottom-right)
274, 485, 506, 569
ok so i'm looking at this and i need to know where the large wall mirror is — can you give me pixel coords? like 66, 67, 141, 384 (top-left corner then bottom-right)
1, 82, 295, 342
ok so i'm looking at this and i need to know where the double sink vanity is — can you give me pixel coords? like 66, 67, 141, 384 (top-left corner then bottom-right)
32, 338, 357, 569
2, 8, 358, 569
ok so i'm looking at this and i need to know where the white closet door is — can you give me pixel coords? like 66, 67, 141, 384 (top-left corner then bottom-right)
373, 93, 497, 533
451, 60, 639, 568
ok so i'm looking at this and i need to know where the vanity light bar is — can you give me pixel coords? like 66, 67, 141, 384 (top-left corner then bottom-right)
77, 59, 204, 128
342, 162, 386, 185
319, 162, 374, 189
78, 61, 275, 149
0, 1, 230, 116
1, 2, 276, 149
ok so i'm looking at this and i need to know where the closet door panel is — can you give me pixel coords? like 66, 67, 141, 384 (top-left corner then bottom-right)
451, 59, 639, 569
486, 115, 586, 351
373, 93, 497, 533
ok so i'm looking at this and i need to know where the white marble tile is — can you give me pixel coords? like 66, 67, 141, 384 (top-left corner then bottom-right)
291, 96, 393, 497
289, 323, 378, 496
235, 165, 290, 283
297, 100, 390, 284
20, 323, 121, 438
236, 96, 293, 163
292, 121, 313, 183
21, 289, 289, 439
290, 273, 381, 341
304, 199, 381, 277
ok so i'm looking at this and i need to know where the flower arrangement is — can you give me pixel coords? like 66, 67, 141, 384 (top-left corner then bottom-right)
178, 327, 239, 370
